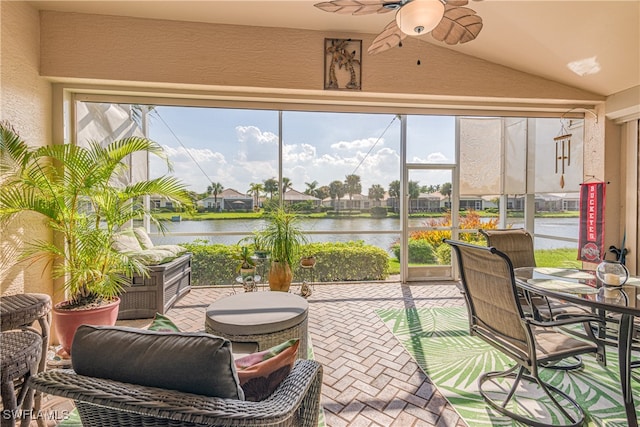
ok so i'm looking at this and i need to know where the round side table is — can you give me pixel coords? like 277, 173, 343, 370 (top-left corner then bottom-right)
205, 292, 308, 359
0, 294, 52, 427
0, 330, 43, 427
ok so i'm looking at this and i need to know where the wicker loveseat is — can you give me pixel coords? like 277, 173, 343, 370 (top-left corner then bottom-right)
29, 325, 323, 427
113, 228, 192, 319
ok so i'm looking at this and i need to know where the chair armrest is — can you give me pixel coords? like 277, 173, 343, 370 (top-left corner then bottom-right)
30, 359, 322, 427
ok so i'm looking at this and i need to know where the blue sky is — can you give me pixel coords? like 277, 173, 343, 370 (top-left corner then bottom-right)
148, 106, 456, 194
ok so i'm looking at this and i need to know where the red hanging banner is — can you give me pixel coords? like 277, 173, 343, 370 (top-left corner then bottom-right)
578, 181, 606, 262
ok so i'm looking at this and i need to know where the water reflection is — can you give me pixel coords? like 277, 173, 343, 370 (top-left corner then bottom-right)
150, 217, 578, 252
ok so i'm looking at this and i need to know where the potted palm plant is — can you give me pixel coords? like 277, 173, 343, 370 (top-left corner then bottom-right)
0, 122, 192, 353
260, 207, 308, 292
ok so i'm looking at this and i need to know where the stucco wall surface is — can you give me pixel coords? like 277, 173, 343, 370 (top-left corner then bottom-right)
39, 11, 602, 103
1, 1, 53, 297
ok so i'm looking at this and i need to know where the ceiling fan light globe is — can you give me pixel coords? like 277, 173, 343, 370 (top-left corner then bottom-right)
395, 0, 444, 36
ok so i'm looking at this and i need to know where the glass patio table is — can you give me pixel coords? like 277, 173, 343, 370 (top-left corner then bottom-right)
514, 267, 640, 427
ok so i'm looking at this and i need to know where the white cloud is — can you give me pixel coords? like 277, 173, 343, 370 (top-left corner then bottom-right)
236, 125, 278, 145
411, 152, 449, 163
331, 137, 380, 151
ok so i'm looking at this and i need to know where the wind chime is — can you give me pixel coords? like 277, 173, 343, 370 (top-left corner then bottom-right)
554, 121, 572, 189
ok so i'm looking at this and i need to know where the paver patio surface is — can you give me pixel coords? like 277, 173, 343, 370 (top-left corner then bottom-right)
37, 281, 468, 427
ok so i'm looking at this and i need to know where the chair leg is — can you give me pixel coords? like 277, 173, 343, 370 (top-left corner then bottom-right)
539, 356, 583, 371
478, 364, 585, 427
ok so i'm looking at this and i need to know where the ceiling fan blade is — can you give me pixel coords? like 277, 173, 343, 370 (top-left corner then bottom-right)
314, 0, 393, 15
367, 20, 407, 55
430, 6, 483, 45
444, 0, 469, 5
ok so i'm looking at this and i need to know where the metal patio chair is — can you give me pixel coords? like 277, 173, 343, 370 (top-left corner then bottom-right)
446, 239, 599, 427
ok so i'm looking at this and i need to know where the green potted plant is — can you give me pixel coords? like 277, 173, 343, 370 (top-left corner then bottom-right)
0, 122, 192, 354
235, 245, 256, 279
260, 207, 308, 292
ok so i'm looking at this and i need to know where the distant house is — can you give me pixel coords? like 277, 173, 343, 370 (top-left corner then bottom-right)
199, 188, 253, 211
321, 193, 371, 210
283, 189, 321, 207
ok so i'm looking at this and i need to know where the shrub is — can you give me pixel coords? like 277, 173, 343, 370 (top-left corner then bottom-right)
435, 244, 451, 265
181, 239, 390, 286
391, 240, 437, 264
370, 206, 388, 218
297, 241, 389, 281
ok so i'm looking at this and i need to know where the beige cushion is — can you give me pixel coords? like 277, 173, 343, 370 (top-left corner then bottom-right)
133, 227, 155, 249
72, 325, 245, 400
112, 230, 143, 253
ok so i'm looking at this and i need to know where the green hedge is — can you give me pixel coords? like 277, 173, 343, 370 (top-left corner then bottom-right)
297, 241, 389, 282
180, 239, 389, 286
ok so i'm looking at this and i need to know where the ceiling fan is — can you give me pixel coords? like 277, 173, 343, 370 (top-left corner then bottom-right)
314, 0, 483, 55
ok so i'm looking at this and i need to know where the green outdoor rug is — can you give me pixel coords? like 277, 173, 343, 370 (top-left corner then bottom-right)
377, 307, 640, 426
60, 334, 325, 426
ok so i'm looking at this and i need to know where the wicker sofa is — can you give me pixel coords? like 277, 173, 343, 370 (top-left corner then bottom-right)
113, 228, 192, 320
29, 325, 323, 427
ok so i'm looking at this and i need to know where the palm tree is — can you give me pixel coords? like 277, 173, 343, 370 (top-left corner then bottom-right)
329, 180, 345, 212
263, 178, 279, 199
304, 180, 319, 196
441, 182, 453, 208
247, 182, 264, 210
344, 174, 362, 211
408, 180, 420, 213
368, 184, 385, 207
0, 123, 192, 307
209, 182, 224, 210
389, 180, 400, 213
282, 177, 293, 194
316, 185, 331, 201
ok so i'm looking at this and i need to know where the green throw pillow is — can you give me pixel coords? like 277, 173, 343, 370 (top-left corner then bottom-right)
148, 313, 181, 332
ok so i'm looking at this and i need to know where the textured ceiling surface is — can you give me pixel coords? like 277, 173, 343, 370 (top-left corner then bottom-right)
27, 0, 640, 97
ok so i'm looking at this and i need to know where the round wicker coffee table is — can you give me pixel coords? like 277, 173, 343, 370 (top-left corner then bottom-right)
205, 292, 308, 359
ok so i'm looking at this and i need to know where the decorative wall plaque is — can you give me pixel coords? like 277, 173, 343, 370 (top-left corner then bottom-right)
324, 38, 362, 91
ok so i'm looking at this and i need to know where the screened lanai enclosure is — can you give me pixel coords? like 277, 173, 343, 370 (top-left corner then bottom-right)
76, 100, 584, 283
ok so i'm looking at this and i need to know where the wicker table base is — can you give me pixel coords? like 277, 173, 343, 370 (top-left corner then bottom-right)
0, 294, 52, 427
205, 292, 308, 359
0, 331, 43, 427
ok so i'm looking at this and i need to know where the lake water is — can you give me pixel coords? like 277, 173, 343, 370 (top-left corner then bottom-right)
150, 217, 579, 252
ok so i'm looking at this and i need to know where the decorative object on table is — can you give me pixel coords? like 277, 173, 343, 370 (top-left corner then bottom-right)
578, 180, 606, 263
0, 122, 192, 354
324, 38, 361, 90
315, 0, 483, 55
596, 259, 629, 298
260, 208, 308, 292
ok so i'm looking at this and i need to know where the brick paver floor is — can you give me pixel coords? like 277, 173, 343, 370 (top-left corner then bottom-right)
37, 281, 469, 427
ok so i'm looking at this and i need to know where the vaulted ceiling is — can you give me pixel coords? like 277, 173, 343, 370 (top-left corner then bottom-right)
27, 0, 639, 97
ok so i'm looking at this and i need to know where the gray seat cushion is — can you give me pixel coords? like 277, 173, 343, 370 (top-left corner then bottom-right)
205, 292, 308, 336
71, 325, 244, 400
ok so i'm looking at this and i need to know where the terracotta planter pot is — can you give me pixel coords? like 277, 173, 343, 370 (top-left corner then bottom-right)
269, 261, 293, 292
53, 297, 120, 354
300, 256, 316, 268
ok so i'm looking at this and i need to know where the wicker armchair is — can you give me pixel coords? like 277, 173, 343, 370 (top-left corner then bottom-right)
29, 359, 322, 427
